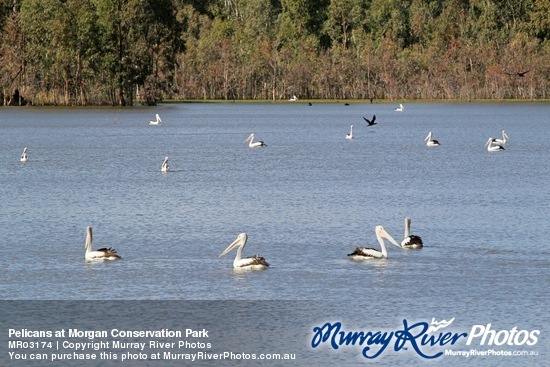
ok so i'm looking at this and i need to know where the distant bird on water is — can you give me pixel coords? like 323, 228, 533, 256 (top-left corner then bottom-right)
484, 138, 505, 152
149, 113, 162, 125
219, 233, 269, 270
491, 130, 509, 145
161, 156, 170, 172
424, 131, 440, 147
400, 217, 423, 249
395, 103, 404, 112
84, 226, 121, 261
346, 125, 354, 140
20, 147, 28, 162
363, 115, 377, 126
289, 95, 298, 102
245, 134, 267, 148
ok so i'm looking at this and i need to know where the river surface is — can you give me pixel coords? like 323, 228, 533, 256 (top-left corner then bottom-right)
0, 102, 548, 366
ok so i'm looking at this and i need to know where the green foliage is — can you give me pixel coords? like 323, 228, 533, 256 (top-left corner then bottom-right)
0, 0, 548, 104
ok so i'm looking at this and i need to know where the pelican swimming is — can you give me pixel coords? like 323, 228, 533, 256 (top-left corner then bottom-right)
149, 113, 162, 125
219, 233, 269, 270
347, 226, 402, 260
401, 217, 424, 249
424, 131, 440, 147
289, 95, 298, 102
20, 147, 28, 162
485, 137, 505, 152
363, 115, 377, 126
161, 156, 170, 172
346, 125, 354, 139
395, 103, 404, 112
244, 134, 267, 148
491, 130, 509, 145
84, 226, 121, 261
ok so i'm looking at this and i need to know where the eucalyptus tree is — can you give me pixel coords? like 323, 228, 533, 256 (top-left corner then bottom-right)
93, 0, 180, 105
19, 0, 98, 105
231, 0, 280, 99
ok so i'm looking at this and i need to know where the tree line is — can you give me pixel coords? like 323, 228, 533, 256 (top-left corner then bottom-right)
0, 0, 548, 105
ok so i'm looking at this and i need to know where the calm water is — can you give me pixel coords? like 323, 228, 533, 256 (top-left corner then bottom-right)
1, 102, 548, 366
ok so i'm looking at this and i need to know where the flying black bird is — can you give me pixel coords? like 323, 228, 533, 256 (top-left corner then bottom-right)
363, 115, 377, 126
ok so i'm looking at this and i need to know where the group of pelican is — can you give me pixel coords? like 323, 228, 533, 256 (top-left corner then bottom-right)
83, 217, 423, 267
348, 217, 423, 260
158, 133, 268, 173
485, 130, 509, 152
424, 130, 509, 151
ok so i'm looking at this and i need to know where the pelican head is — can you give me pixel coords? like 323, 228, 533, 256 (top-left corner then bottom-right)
424, 132, 433, 141
219, 233, 248, 257
85, 226, 93, 251
376, 225, 402, 248
502, 130, 509, 139
244, 134, 255, 144
484, 137, 493, 147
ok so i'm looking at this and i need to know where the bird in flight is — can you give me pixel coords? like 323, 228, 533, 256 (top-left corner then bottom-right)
363, 115, 377, 126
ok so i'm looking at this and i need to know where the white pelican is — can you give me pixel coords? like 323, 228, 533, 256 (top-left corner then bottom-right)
395, 103, 404, 112
346, 125, 354, 139
84, 226, 121, 261
244, 133, 267, 148
401, 217, 424, 249
347, 225, 402, 260
485, 137, 505, 152
20, 147, 28, 162
289, 95, 298, 102
219, 233, 269, 270
161, 156, 170, 172
149, 113, 162, 125
424, 131, 440, 147
491, 130, 509, 145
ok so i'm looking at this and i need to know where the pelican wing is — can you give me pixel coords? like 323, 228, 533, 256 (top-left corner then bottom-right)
236, 256, 269, 268
402, 235, 423, 248
95, 247, 121, 258
347, 247, 381, 259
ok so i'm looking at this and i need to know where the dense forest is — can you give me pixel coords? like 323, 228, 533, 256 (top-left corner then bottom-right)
0, 0, 548, 105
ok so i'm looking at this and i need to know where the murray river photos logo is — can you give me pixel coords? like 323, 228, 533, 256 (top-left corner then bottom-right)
310, 318, 540, 359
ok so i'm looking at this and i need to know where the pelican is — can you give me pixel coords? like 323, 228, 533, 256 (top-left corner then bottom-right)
289, 95, 298, 102
219, 233, 269, 270
363, 115, 377, 126
84, 226, 121, 261
20, 147, 28, 162
395, 103, 404, 112
485, 137, 505, 152
491, 130, 509, 145
424, 131, 440, 147
346, 125, 354, 139
347, 226, 402, 260
401, 217, 423, 249
244, 134, 267, 148
161, 156, 170, 172
149, 113, 162, 125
